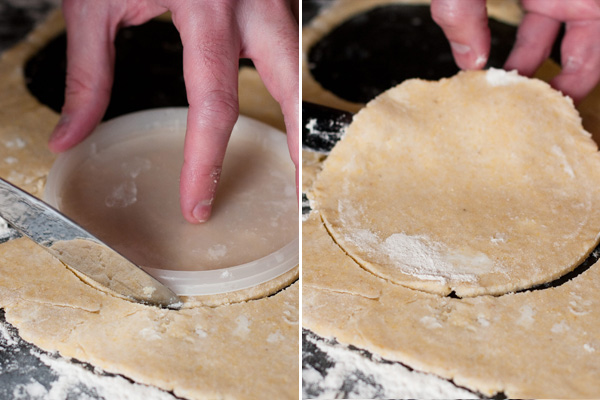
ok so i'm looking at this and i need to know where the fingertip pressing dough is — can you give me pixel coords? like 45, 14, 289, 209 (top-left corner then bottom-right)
0, 9, 298, 400
313, 69, 600, 297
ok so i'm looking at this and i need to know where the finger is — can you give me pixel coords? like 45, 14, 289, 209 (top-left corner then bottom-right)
504, 12, 561, 76
171, 3, 241, 223
431, 0, 490, 70
244, 1, 299, 199
551, 20, 600, 103
48, 1, 117, 153
521, 0, 600, 21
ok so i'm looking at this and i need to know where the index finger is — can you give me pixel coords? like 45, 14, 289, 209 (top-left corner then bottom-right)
171, 3, 241, 223
431, 0, 490, 70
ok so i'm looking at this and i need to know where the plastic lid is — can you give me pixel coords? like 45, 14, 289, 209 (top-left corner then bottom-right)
45, 108, 298, 296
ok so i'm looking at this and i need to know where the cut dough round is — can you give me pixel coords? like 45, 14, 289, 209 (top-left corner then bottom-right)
313, 69, 600, 297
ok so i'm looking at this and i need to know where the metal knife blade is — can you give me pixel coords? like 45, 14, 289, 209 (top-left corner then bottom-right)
0, 178, 181, 309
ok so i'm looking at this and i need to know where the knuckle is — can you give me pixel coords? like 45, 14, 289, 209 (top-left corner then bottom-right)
64, 67, 110, 101
198, 89, 239, 129
431, 1, 463, 28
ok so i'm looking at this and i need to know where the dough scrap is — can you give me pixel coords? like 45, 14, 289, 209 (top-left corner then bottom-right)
302, 211, 600, 398
313, 69, 600, 297
0, 9, 298, 399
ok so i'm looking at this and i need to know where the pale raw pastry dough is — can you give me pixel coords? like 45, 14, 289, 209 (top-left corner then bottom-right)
0, 9, 298, 400
302, 2, 600, 398
302, 0, 523, 113
313, 69, 600, 297
302, 211, 600, 398
301, 149, 326, 194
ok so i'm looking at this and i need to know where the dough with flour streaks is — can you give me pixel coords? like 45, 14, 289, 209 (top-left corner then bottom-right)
313, 69, 600, 297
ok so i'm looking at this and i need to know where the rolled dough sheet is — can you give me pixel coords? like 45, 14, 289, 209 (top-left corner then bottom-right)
303, 211, 600, 398
0, 10, 298, 400
313, 69, 600, 297
302, 1, 600, 398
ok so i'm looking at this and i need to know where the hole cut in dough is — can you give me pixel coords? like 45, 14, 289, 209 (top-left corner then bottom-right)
313, 69, 600, 297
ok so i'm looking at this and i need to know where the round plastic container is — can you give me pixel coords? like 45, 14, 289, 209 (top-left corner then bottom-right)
45, 108, 298, 296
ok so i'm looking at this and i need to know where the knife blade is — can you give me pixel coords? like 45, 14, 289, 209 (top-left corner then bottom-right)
0, 178, 181, 309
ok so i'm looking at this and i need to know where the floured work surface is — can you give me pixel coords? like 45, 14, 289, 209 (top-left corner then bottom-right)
304, 70, 600, 398
0, 10, 298, 400
313, 69, 600, 297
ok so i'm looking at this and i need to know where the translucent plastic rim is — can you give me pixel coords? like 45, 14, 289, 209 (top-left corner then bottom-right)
45, 108, 298, 296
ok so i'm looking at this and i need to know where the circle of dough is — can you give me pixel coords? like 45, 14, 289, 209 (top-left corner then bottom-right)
313, 69, 600, 297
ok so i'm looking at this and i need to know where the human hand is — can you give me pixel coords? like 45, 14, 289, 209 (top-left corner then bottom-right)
49, 0, 299, 223
431, 0, 600, 103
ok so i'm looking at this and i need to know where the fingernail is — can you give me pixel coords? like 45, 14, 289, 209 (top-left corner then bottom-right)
450, 41, 471, 55
193, 199, 213, 223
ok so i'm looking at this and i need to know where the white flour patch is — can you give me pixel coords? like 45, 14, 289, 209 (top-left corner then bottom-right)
584, 343, 595, 353
419, 316, 443, 330
122, 157, 151, 179
345, 226, 489, 283
486, 68, 527, 86
303, 332, 478, 399
105, 180, 137, 208
4, 137, 26, 149
32, 350, 176, 400
195, 327, 208, 338
233, 315, 250, 337
516, 305, 535, 327
0, 320, 18, 347
139, 327, 161, 341
267, 331, 284, 343
13, 380, 47, 399
0, 318, 176, 400
220, 270, 232, 279
477, 315, 490, 327
208, 244, 228, 261
551, 145, 575, 178
551, 321, 570, 334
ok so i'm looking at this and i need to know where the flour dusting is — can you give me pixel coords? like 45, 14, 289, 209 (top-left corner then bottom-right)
345, 227, 489, 283
122, 157, 151, 179
516, 305, 535, 326
486, 68, 527, 86
105, 180, 138, 208
233, 315, 251, 337
303, 331, 478, 399
551, 145, 575, 178
208, 244, 228, 261
0, 318, 176, 400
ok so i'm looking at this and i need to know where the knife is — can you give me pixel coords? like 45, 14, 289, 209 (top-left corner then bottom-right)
0, 178, 181, 309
